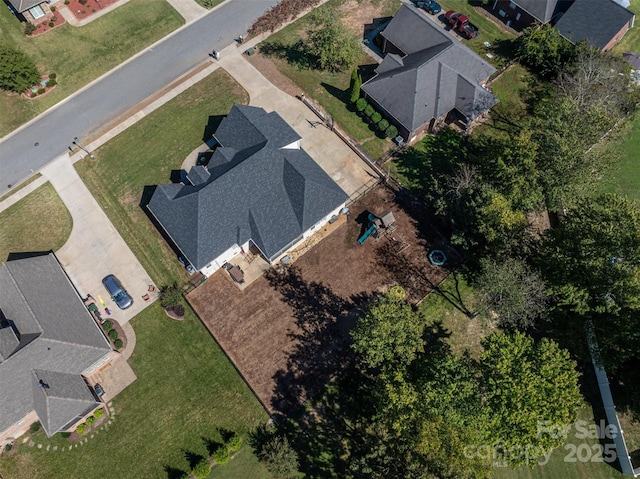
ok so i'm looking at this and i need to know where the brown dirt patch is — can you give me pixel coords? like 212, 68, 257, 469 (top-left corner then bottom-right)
339, 0, 392, 36
187, 184, 452, 417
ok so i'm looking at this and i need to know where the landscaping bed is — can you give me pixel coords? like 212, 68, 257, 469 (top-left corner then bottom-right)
187, 184, 450, 417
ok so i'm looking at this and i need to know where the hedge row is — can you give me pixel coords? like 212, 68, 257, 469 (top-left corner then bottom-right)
355, 98, 398, 138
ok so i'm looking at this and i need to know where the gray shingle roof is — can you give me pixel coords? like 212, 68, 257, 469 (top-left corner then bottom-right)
7, 0, 43, 13
0, 254, 112, 436
32, 370, 99, 435
148, 105, 349, 269
362, 5, 497, 133
513, 0, 564, 23
555, 0, 635, 50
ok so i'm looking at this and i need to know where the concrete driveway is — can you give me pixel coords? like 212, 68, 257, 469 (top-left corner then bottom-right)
40, 155, 156, 325
219, 47, 379, 198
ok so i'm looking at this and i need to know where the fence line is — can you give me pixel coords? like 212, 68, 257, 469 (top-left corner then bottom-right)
586, 321, 640, 477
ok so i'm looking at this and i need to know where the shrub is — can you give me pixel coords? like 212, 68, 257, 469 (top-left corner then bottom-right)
371, 112, 382, 124
226, 433, 243, 453
60, 432, 71, 438
378, 119, 389, 132
385, 125, 399, 139
79, 0, 87, 4
76, 424, 86, 435
30, 92, 36, 98
364, 104, 375, 117
48, 22, 54, 28
49, 72, 56, 79
192, 457, 211, 479
29, 422, 41, 434
212, 445, 230, 464
64, 0, 69, 4
355, 97, 367, 112
259, 435, 299, 478
24, 22, 36, 35
349, 69, 362, 104
86, 416, 95, 426
1, 44, 39, 91
46, 78, 56, 87
102, 320, 113, 331
160, 283, 182, 309
108, 329, 118, 340
4, 443, 12, 452
114, 338, 123, 350
50, 6, 56, 11
94, 408, 104, 419
37, 88, 45, 95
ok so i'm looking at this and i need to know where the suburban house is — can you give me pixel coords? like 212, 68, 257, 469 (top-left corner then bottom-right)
488, 0, 572, 29
0, 253, 115, 445
488, 0, 634, 51
361, 5, 498, 142
554, 0, 635, 51
147, 105, 349, 277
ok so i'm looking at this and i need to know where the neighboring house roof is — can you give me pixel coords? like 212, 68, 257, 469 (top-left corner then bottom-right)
512, 0, 564, 23
147, 105, 349, 269
0, 254, 111, 437
7, 0, 43, 13
362, 5, 497, 133
555, 0, 635, 50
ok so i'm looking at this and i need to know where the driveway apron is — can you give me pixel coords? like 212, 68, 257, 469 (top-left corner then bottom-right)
41, 155, 156, 325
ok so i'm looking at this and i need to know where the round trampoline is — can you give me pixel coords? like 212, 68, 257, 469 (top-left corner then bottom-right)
428, 249, 447, 266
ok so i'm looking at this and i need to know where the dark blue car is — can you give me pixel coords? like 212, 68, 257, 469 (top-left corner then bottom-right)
418, 0, 441, 14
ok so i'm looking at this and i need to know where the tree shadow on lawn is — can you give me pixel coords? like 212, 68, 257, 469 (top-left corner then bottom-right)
183, 450, 206, 469
259, 40, 317, 71
163, 465, 189, 479
265, 266, 374, 420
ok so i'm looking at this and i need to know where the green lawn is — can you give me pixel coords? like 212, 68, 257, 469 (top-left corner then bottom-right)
75, 69, 249, 287
256, 0, 399, 159
0, 182, 72, 262
597, 110, 640, 204
0, 303, 273, 479
0, 0, 184, 137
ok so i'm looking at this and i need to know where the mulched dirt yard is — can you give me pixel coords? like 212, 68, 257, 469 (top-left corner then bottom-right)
187, 184, 452, 417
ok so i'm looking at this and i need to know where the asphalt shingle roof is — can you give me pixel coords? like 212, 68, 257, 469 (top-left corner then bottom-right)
555, 0, 635, 50
148, 105, 349, 269
7, 0, 42, 13
513, 0, 564, 23
0, 254, 112, 436
362, 5, 497, 133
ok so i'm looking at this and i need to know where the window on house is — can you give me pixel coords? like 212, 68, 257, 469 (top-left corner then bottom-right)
516, 12, 521, 20
498, 9, 506, 17
509, 1, 517, 9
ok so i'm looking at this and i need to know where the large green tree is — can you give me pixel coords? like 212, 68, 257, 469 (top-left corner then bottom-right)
306, 7, 362, 72
477, 257, 548, 330
516, 23, 575, 78
0, 43, 40, 93
479, 332, 582, 466
539, 194, 640, 367
351, 286, 426, 371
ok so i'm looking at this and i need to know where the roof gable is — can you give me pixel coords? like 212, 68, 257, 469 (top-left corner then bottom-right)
148, 106, 349, 268
32, 370, 98, 436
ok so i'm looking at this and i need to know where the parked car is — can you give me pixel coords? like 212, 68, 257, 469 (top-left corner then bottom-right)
419, 0, 441, 15
102, 274, 133, 310
445, 10, 479, 39
178, 255, 196, 275
94, 383, 105, 397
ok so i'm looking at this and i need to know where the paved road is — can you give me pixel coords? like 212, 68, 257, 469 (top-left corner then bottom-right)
0, 0, 279, 195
